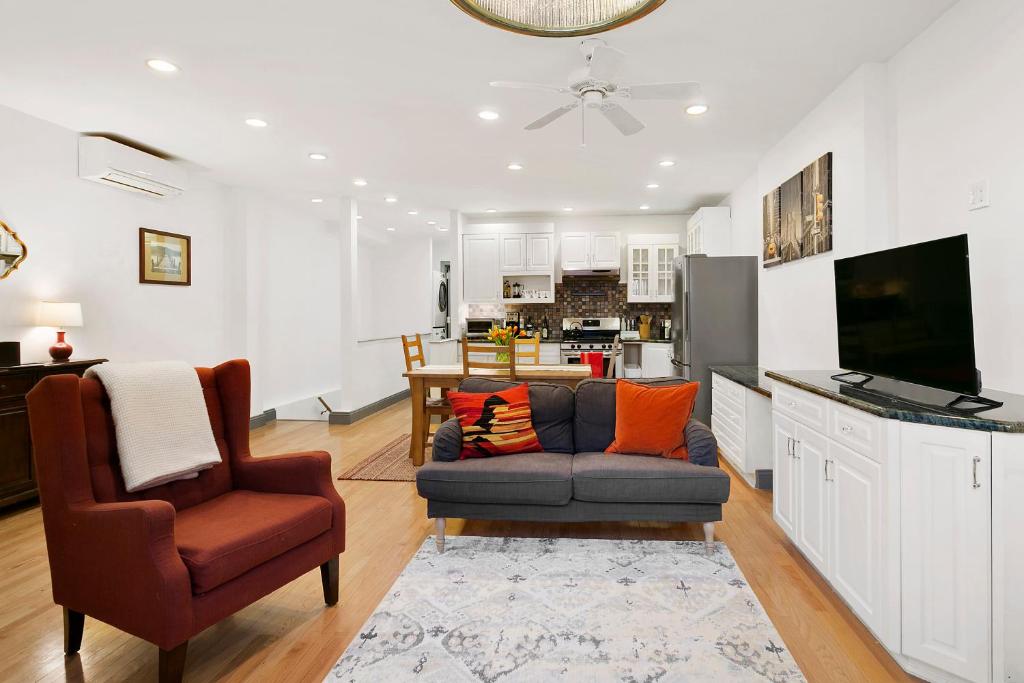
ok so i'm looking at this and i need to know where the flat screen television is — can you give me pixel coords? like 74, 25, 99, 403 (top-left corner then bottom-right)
834, 234, 980, 396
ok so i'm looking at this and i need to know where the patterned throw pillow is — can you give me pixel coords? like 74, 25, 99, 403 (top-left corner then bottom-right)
447, 383, 543, 459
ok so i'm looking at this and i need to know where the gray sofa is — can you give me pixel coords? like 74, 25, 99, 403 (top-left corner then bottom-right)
416, 377, 730, 552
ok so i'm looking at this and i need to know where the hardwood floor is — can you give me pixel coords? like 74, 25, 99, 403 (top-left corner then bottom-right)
0, 399, 916, 682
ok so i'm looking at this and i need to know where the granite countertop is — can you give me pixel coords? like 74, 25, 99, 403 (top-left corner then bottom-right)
620, 338, 673, 344
709, 365, 773, 398
766, 369, 1024, 434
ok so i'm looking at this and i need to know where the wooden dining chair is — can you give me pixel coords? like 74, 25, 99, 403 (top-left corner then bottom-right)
461, 336, 517, 380
606, 334, 621, 378
401, 334, 451, 449
515, 332, 541, 366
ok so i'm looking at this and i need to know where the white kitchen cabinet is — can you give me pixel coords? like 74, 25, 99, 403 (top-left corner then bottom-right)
901, 423, 991, 683
710, 372, 773, 488
462, 234, 500, 304
627, 235, 679, 302
499, 234, 527, 272
686, 207, 732, 256
560, 232, 590, 271
795, 424, 831, 577
526, 234, 553, 272
640, 343, 672, 378
772, 413, 798, 540
539, 343, 560, 365
591, 233, 620, 269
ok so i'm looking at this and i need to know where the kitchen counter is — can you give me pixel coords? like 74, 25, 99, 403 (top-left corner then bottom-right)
766, 369, 1024, 433
710, 365, 773, 399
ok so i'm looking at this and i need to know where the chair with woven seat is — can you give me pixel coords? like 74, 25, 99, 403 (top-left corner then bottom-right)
402, 333, 452, 447
26, 359, 346, 683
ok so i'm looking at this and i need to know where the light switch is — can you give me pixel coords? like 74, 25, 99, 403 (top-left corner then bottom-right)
968, 179, 990, 211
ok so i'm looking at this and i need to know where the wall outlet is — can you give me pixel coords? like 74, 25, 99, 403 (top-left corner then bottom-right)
968, 179, 990, 211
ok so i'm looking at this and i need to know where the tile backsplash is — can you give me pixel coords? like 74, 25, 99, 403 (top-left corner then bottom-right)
468, 279, 672, 329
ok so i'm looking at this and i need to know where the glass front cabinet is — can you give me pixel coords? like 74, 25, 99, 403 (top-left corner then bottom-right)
627, 235, 680, 303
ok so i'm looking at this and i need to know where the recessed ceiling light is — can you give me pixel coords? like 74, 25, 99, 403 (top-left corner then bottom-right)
659, 160, 676, 168
685, 104, 709, 116
478, 110, 500, 121
438, 227, 450, 232
485, 208, 498, 213
385, 196, 398, 203
507, 162, 524, 171
311, 198, 323, 203
308, 152, 328, 161
646, 183, 660, 189
244, 118, 268, 128
356, 215, 363, 220
352, 178, 368, 187
386, 227, 396, 232
639, 205, 651, 210
407, 210, 419, 216
146, 59, 179, 73
427, 220, 438, 226
563, 207, 574, 212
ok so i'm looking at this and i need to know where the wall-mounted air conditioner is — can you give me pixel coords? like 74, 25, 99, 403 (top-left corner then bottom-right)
78, 136, 188, 198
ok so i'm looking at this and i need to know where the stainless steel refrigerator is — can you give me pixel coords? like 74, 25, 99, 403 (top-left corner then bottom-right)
671, 255, 758, 425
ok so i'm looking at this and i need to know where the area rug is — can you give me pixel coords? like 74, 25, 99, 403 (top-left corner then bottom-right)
327, 536, 804, 682
337, 435, 416, 482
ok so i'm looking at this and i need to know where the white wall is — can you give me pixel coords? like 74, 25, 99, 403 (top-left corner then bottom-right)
0, 103, 234, 368
721, 0, 1024, 394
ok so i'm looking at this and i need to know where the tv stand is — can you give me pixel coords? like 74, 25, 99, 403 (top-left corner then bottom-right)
946, 393, 1004, 413
830, 371, 873, 387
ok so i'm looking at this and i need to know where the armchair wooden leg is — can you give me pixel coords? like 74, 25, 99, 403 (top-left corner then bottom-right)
63, 607, 84, 656
435, 517, 446, 554
158, 641, 188, 683
321, 556, 340, 606
703, 522, 715, 554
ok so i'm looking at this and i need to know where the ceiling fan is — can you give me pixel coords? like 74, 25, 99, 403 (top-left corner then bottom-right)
491, 38, 705, 145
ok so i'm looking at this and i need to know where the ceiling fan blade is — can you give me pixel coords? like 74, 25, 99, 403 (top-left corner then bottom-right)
587, 46, 626, 82
599, 102, 645, 136
625, 81, 704, 102
490, 81, 565, 93
525, 102, 579, 130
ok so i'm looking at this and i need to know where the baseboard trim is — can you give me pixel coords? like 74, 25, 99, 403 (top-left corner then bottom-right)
329, 389, 409, 425
249, 409, 277, 430
755, 468, 773, 491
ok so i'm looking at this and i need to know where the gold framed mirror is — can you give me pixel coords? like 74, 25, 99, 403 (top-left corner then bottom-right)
0, 220, 28, 280
450, 0, 666, 38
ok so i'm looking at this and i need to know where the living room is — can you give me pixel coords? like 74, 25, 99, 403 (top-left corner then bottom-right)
1, 1, 1022, 682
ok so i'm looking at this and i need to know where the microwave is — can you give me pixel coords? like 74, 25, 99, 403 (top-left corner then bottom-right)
466, 318, 498, 339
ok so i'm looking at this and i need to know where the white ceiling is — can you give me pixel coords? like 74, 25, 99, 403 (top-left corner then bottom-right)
0, 0, 954, 231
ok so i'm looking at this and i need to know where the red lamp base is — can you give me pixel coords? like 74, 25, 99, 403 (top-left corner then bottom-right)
49, 330, 73, 362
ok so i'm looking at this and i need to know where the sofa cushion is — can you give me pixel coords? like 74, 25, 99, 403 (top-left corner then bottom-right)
574, 378, 689, 453
458, 378, 575, 453
416, 452, 573, 506
571, 452, 730, 504
175, 490, 332, 594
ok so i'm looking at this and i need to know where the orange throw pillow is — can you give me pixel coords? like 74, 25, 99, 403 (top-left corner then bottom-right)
606, 380, 700, 459
447, 382, 544, 460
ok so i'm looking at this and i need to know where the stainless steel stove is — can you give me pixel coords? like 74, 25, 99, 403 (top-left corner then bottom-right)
560, 318, 621, 369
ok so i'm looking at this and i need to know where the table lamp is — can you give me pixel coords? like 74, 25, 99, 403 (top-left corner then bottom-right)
37, 302, 83, 362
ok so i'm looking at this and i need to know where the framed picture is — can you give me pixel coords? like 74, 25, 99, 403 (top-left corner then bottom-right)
139, 228, 190, 286
762, 151, 833, 268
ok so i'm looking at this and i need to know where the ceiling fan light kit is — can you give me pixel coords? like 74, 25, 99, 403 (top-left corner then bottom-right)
451, 0, 666, 38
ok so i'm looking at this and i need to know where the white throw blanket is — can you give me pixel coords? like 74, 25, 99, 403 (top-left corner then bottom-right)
86, 361, 222, 492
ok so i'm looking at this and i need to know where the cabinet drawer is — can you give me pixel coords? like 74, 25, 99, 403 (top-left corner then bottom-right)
828, 402, 883, 460
712, 394, 745, 434
712, 373, 745, 405
0, 374, 34, 399
773, 383, 828, 432
712, 416, 744, 464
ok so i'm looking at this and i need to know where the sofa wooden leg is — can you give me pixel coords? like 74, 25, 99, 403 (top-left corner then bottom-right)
158, 641, 188, 683
63, 607, 84, 656
435, 518, 446, 554
703, 522, 715, 553
321, 556, 340, 606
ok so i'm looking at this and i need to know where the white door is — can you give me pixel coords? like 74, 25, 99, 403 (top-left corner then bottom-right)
526, 234, 553, 272
795, 424, 830, 576
654, 245, 677, 301
828, 441, 883, 633
901, 423, 991, 683
561, 232, 590, 270
590, 232, 620, 269
772, 413, 798, 541
462, 235, 500, 304
499, 234, 527, 272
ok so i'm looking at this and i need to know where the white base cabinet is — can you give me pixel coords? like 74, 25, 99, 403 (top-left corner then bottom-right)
711, 372, 772, 488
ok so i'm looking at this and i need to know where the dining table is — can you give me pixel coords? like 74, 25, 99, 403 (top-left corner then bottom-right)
402, 364, 595, 466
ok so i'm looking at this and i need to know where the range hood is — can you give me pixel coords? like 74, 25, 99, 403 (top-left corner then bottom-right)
561, 267, 620, 278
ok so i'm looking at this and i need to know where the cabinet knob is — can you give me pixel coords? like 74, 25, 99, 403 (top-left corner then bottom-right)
840, 424, 853, 433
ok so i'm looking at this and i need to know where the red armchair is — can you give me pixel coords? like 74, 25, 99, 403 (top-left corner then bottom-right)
26, 359, 345, 682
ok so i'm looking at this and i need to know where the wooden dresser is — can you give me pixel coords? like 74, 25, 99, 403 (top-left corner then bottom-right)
0, 359, 105, 510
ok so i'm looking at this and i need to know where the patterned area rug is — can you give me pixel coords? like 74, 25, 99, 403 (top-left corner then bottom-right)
337, 435, 415, 482
328, 536, 805, 682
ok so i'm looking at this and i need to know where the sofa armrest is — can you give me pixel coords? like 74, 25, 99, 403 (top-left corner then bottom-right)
685, 418, 719, 467
432, 418, 463, 462
234, 451, 346, 551
58, 500, 194, 649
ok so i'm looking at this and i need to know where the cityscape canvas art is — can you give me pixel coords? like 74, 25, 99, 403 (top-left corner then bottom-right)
762, 152, 832, 267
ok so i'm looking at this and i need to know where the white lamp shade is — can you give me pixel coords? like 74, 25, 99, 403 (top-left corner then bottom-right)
38, 302, 83, 328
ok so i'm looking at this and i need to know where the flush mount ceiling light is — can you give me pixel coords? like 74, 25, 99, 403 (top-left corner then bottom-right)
146, 58, 179, 73
451, 0, 666, 37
